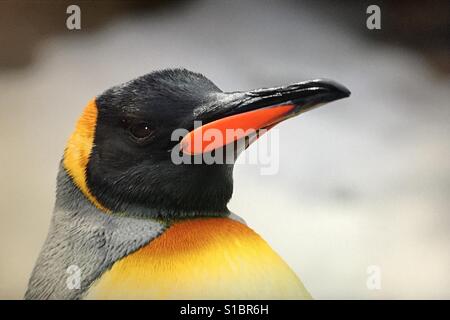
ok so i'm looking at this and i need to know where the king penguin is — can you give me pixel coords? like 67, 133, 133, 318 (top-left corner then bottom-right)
25, 68, 350, 300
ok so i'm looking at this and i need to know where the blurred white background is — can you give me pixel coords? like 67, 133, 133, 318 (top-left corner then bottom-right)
0, 0, 449, 299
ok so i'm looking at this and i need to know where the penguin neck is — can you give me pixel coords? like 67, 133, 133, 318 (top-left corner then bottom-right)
56, 163, 233, 220
55, 163, 103, 214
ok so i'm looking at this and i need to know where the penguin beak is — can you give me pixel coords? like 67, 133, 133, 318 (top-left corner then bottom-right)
181, 79, 350, 155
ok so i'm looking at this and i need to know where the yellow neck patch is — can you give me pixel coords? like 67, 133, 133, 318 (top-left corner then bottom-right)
63, 99, 109, 212
85, 217, 311, 299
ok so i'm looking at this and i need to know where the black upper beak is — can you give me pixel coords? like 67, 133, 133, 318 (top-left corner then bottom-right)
182, 79, 350, 155
197, 79, 351, 123
246, 79, 350, 109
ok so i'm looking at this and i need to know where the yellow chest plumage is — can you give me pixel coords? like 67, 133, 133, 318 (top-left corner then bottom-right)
85, 218, 311, 299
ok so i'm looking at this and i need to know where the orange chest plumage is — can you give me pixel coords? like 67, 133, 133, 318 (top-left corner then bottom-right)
85, 217, 311, 299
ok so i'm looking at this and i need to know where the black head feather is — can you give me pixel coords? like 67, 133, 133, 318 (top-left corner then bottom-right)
86, 69, 232, 218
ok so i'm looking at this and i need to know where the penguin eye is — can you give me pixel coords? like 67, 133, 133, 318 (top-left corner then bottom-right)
129, 122, 153, 140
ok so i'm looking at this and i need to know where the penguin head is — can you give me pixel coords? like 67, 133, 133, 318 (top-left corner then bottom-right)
63, 68, 350, 218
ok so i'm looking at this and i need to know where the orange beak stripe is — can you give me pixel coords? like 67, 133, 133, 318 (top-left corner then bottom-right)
180, 104, 295, 155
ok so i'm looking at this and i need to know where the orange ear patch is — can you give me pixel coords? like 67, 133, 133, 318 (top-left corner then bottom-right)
63, 99, 110, 212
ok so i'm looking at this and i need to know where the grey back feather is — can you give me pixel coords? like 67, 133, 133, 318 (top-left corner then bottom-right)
25, 167, 167, 299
